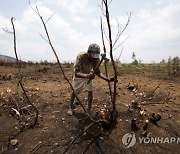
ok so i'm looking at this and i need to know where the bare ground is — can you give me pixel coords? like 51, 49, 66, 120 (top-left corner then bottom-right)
0, 65, 180, 154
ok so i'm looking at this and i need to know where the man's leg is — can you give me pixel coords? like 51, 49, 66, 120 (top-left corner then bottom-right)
87, 91, 93, 113
68, 91, 76, 115
70, 91, 76, 108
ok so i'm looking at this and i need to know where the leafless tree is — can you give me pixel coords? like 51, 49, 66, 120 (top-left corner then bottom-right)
100, 0, 131, 113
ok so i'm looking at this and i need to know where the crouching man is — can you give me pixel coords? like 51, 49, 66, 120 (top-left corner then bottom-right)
68, 43, 114, 116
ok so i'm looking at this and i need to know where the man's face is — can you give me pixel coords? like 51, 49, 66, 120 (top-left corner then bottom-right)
88, 52, 99, 61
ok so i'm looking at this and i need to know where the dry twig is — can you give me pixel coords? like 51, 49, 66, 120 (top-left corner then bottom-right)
61, 120, 103, 154
10, 17, 38, 127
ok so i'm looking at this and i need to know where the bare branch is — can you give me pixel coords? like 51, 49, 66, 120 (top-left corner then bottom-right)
29, 0, 39, 15
103, 0, 107, 5
98, 0, 106, 19
45, 12, 55, 24
103, 27, 110, 44
39, 33, 50, 44
113, 35, 130, 51
19, 80, 39, 127
31, 5, 91, 118
100, 17, 112, 102
112, 12, 131, 48
10, 17, 38, 127
117, 47, 123, 62
97, 0, 104, 15
113, 19, 122, 46
11, 18, 19, 65
2, 27, 14, 34
102, 0, 117, 112
62, 120, 103, 154
100, 18, 106, 56
100, 18, 110, 43
108, 0, 113, 6
35, 6, 41, 16
152, 82, 161, 94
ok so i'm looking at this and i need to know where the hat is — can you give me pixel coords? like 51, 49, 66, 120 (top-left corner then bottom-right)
87, 43, 100, 59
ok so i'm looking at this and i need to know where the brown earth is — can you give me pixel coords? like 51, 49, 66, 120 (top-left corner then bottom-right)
0, 65, 180, 154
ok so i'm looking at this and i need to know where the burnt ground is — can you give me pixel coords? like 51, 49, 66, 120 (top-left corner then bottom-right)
0, 65, 180, 154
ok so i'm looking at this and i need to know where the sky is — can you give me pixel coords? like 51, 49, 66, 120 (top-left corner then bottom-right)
0, 0, 180, 63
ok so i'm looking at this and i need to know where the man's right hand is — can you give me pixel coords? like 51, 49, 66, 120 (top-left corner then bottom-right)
88, 72, 95, 79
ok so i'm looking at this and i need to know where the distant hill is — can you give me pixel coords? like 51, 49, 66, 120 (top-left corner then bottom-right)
0, 54, 16, 63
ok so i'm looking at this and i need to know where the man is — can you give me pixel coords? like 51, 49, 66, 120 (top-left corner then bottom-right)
68, 43, 113, 116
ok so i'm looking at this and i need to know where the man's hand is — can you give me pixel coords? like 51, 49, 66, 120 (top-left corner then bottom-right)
88, 72, 95, 79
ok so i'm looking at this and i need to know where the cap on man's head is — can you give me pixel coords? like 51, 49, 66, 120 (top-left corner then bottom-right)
87, 43, 100, 59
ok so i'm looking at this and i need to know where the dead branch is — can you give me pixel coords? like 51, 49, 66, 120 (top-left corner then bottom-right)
112, 12, 131, 48
61, 120, 103, 154
10, 17, 38, 127
117, 47, 123, 62
2, 26, 14, 34
144, 82, 162, 99
18, 81, 38, 126
102, 0, 117, 112
108, 0, 113, 6
29, 2, 89, 117
101, 0, 131, 113
45, 12, 55, 24
100, 17, 112, 103
113, 19, 122, 47
29, 141, 43, 153
39, 33, 49, 44
152, 82, 161, 94
11, 18, 19, 66
113, 35, 130, 51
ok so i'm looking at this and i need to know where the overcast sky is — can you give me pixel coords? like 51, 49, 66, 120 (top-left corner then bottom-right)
0, 0, 180, 63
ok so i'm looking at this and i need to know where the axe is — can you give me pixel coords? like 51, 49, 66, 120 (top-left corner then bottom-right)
87, 53, 108, 84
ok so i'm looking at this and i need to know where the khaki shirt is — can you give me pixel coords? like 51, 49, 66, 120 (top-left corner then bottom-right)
74, 52, 100, 75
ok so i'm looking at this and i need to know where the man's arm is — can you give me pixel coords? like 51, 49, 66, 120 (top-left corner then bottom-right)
75, 70, 95, 79
95, 72, 110, 82
75, 71, 88, 78
92, 59, 110, 81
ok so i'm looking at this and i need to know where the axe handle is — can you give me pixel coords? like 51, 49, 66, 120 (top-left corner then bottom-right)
87, 56, 105, 84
